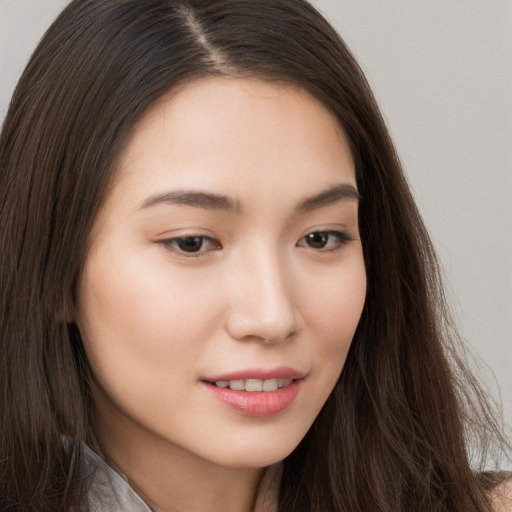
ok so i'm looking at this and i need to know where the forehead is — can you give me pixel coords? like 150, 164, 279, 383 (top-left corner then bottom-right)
107, 77, 356, 213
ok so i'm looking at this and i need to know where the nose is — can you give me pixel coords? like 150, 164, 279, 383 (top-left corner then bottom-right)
224, 246, 300, 344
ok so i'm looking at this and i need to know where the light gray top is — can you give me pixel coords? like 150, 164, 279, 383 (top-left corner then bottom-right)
83, 444, 161, 512
82, 444, 279, 512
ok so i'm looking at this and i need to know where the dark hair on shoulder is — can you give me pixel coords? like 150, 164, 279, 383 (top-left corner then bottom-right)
0, 0, 509, 510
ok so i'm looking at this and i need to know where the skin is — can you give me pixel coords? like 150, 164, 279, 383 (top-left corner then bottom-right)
76, 77, 367, 512
491, 478, 512, 512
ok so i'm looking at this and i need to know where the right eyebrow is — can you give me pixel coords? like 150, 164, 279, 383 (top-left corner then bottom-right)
138, 190, 242, 213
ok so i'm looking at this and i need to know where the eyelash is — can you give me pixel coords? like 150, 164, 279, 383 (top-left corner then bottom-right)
158, 230, 353, 256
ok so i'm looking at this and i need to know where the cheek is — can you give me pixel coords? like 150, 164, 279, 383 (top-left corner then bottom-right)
75, 246, 231, 441
301, 256, 366, 346
272, 253, 366, 442
76, 244, 223, 383
298, 252, 366, 390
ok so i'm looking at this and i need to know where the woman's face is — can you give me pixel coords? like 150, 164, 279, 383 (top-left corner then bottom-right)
76, 77, 366, 469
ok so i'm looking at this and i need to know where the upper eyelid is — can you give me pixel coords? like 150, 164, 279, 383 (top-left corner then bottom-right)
155, 230, 216, 244
158, 229, 353, 243
298, 229, 353, 240
297, 230, 353, 245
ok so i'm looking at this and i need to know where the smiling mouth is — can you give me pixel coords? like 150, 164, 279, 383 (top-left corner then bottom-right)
210, 378, 294, 392
202, 374, 302, 416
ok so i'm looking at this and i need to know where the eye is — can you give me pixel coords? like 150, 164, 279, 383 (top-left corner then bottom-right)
297, 230, 352, 251
160, 235, 221, 255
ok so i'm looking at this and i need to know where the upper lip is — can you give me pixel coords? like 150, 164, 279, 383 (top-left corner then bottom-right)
203, 366, 305, 382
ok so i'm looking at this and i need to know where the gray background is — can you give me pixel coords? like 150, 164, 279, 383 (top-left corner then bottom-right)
1, 1, 511, 430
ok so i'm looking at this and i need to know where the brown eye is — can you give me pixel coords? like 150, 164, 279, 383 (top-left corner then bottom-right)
176, 236, 205, 252
304, 232, 329, 249
161, 236, 220, 255
297, 231, 352, 251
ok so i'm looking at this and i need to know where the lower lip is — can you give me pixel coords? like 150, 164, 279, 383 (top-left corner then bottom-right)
203, 380, 301, 417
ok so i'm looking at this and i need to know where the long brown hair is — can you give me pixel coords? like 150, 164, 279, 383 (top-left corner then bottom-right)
0, 0, 508, 510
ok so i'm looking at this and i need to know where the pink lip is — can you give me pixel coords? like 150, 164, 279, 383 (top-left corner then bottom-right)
203, 380, 301, 417
201, 367, 304, 418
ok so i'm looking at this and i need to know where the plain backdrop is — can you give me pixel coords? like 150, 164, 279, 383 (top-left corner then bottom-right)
1, 0, 511, 430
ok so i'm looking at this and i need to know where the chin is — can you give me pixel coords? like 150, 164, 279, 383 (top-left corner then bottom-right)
200, 429, 306, 469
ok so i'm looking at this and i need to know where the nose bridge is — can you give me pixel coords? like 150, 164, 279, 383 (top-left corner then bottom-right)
225, 241, 299, 343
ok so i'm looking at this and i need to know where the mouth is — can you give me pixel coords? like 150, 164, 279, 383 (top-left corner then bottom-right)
208, 378, 294, 392
201, 368, 304, 417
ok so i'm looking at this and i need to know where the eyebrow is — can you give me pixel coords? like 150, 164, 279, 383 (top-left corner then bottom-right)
295, 183, 361, 214
139, 190, 242, 213
139, 183, 360, 214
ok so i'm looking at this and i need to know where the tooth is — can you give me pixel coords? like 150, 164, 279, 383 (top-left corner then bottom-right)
215, 381, 229, 388
229, 380, 245, 391
279, 378, 293, 388
263, 378, 279, 391
245, 379, 263, 392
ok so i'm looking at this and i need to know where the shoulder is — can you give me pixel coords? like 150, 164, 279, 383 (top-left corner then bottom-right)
490, 476, 512, 512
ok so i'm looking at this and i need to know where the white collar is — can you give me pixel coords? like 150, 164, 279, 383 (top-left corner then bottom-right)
84, 444, 160, 511
83, 444, 280, 512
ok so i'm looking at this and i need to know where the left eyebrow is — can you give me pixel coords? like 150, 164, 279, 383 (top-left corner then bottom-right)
294, 183, 361, 214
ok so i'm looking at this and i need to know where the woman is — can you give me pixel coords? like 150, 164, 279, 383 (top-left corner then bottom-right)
0, 0, 509, 510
